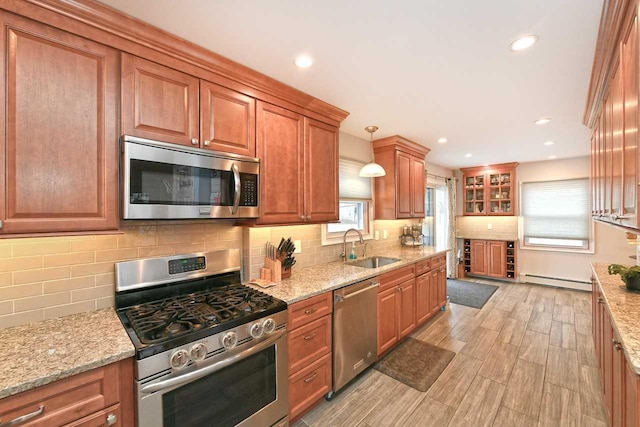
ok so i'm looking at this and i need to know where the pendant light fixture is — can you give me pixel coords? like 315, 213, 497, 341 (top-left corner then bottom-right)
359, 126, 386, 177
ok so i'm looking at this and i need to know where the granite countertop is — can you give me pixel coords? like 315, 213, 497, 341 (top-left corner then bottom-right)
591, 262, 640, 374
0, 308, 135, 399
250, 246, 450, 304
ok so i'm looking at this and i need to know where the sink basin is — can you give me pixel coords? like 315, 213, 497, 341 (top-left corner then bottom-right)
346, 256, 402, 269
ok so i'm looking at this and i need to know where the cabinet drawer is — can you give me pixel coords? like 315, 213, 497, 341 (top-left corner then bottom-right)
415, 258, 432, 276
0, 364, 119, 427
431, 254, 446, 268
379, 264, 415, 292
289, 353, 332, 420
64, 404, 120, 427
288, 292, 332, 330
289, 315, 332, 374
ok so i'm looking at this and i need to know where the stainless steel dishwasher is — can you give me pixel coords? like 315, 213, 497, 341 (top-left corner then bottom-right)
328, 278, 379, 399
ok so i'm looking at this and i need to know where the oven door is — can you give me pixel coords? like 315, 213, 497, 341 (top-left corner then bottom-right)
137, 330, 288, 427
123, 136, 259, 220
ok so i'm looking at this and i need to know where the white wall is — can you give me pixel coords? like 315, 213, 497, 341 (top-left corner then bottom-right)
455, 156, 635, 283
339, 131, 371, 162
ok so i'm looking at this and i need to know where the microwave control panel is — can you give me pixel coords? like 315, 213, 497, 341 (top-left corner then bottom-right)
168, 256, 206, 275
240, 174, 258, 206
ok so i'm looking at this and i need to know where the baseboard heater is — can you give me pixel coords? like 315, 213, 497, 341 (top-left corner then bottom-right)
520, 273, 591, 291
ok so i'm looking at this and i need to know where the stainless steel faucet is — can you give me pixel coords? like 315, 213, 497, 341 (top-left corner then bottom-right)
341, 228, 364, 261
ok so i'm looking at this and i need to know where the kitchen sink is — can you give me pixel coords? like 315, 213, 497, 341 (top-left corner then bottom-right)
346, 256, 402, 269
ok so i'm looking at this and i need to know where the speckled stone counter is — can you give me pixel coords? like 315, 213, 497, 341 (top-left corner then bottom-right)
592, 262, 640, 374
0, 308, 134, 399
250, 246, 450, 304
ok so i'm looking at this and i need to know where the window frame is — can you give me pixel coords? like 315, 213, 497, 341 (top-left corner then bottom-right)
321, 199, 374, 245
518, 178, 594, 254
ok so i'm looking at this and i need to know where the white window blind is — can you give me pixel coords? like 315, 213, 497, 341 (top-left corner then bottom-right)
521, 178, 590, 241
339, 159, 372, 200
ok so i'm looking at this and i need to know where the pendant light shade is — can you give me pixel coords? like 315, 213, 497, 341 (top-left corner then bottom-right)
359, 125, 386, 178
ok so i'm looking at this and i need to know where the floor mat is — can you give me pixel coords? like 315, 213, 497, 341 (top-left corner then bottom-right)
374, 337, 455, 392
447, 279, 499, 309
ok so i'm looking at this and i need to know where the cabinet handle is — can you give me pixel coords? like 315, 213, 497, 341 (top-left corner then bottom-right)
0, 405, 44, 426
597, 297, 604, 304
0, 220, 3, 229
204, 140, 210, 146
300, 215, 306, 221
304, 306, 318, 315
611, 214, 619, 221
106, 413, 117, 426
303, 372, 318, 383
303, 332, 317, 341
306, 215, 312, 221
191, 138, 198, 145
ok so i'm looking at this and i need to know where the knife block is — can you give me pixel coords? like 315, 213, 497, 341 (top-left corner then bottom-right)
276, 254, 291, 279
265, 257, 281, 282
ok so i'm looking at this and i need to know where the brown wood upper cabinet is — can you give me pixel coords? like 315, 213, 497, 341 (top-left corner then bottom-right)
122, 53, 256, 157
461, 163, 518, 216
255, 101, 338, 225
0, 11, 119, 234
373, 136, 430, 219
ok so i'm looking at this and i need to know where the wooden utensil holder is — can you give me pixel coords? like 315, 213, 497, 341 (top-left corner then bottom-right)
265, 257, 281, 282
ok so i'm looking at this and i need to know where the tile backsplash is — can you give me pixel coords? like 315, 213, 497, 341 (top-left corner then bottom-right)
0, 222, 241, 329
455, 216, 518, 240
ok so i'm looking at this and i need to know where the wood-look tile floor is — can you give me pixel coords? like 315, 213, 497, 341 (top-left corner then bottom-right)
293, 279, 608, 427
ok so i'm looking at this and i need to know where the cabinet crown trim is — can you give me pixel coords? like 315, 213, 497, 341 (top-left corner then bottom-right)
460, 162, 519, 174
373, 135, 431, 158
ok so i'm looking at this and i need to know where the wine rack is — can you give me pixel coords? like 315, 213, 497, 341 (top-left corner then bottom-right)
506, 241, 516, 279
463, 239, 471, 274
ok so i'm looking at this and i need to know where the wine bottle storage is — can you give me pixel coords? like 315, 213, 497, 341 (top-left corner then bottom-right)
463, 239, 471, 273
506, 241, 516, 279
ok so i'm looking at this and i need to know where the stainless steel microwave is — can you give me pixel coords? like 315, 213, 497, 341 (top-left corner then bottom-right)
122, 136, 259, 220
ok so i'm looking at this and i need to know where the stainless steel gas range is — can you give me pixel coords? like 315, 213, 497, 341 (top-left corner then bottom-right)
115, 249, 288, 427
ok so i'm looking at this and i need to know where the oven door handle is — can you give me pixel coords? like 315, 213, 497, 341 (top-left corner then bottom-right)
140, 329, 286, 395
231, 163, 241, 215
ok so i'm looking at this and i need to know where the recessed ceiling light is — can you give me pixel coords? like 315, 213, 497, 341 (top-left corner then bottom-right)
548, 155, 557, 159
509, 35, 538, 51
544, 141, 555, 146
437, 137, 448, 144
534, 118, 552, 125
465, 153, 472, 158
293, 55, 313, 68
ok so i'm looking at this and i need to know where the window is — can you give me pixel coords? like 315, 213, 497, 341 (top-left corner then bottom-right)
520, 178, 591, 251
322, 159, 373, 244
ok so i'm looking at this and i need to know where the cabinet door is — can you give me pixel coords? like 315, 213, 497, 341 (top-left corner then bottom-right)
604, 93, 613, 216
463, 173, 486, 215
200, 80, 255, 157
437, 266, 447, 307
611, 63, 624, 219
411, 156, 426, 217
0, 12, 118, 234
396, 151, 412, 218
398, 279, 416, 339
603, 311, 614, 424
430, 270, 440, 315
470, 240, 488, 275
377, 287, 398, 356
64, 405, 120, 427
305, 119, 339, 222
255, 101, 305, 224
622, 15, 638, 228
487, 241, 507, 278
612, 332, 625, 427
121, 54, 199, 147
625, 358, 638, 427
415, 273, 431, 325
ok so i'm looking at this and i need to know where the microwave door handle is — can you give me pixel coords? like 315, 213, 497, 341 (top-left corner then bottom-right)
140, 329, 286, 395
231, 163, 241, 214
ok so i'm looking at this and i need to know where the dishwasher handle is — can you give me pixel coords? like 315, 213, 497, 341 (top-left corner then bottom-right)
335, 282, 379, 304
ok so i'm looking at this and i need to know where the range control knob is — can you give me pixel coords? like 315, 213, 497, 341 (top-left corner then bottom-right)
190, 343, 207, 361
170, 349, 190, 370
221, 332, 238, 349
262, 318, 276, 334
249, 322, 264, 339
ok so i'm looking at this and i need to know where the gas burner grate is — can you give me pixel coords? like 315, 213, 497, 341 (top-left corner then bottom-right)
125, 283, 276, 344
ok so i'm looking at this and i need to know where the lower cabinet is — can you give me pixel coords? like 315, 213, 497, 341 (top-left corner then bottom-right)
415, 254, 447, 327
592, 277, 640, 427
0, 358, 133, 427
287, 292, 333, 421
377, 264, 416, 356
466, 239, 514, 279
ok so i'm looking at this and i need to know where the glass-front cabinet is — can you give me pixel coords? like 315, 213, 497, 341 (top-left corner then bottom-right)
461, 163, 518, 216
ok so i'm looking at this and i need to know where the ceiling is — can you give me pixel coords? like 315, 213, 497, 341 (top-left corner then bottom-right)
99, 0, 603, 169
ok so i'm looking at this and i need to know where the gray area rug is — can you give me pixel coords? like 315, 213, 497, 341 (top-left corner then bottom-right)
447, 279, 498, 309
374, 338, 455, 392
